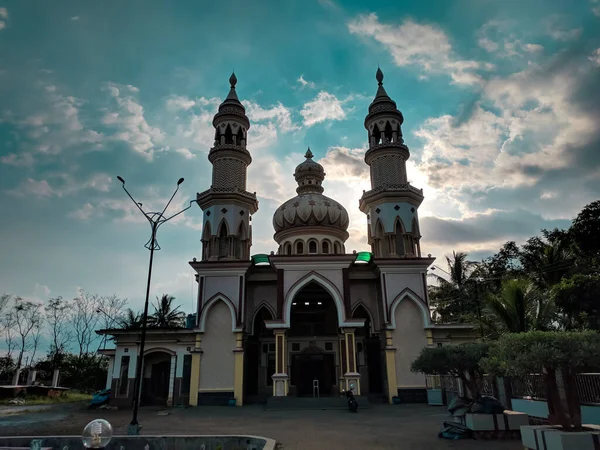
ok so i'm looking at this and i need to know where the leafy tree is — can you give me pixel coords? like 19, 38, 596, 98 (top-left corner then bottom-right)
570, 200, 600, 265
46, 297, 73, 366
552, 274, 600, 330
12, 297, 43, 369
411, 342, 490, 399
483, 278, 555, 335
519, 235, 574, 290
34, 352, 108, 393
482, 331, 600, 431
148, 294, 185, 328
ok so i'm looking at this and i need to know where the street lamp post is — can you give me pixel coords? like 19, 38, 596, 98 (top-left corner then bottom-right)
116, 176, 197, 435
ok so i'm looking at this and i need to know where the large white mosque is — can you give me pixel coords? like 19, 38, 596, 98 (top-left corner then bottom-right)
99, 70, 475, 408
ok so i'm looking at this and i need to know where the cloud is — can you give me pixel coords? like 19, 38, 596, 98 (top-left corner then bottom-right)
524, 43, 544, 53
348, 13, 483, 84
166, 95, 197, 111
103, 83, 165, 160
174, 147, 195, 159
300, 91, 346, 126
243, 101, 298, 133
84, 173, 112, 192
477, 21, 545, 58
318, 146, 368, 180
590, 48, 600, 67
0, 152, 35, 168
0, 8, 7, 19
544, 16, 582, 41
8, 173, 114, 198
71, 16, 79, 21
297, 75, 316, 89
69, 203, 95, 220
16, 179, 56, 197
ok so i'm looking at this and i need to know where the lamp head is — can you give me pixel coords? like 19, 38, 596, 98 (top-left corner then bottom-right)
117, 176, 125, 184
177, 177, 184, 186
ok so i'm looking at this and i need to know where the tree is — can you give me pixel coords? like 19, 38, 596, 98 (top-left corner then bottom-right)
429, 252, 479, 323
482, 331, 600, 431
148, 294, 185, 328
411, 343, 490, 399
519, 235, 574, 290
11, 298, 43, 369
570, 200, 600, 265
552, 274, 600, 330
69, 289, 103, 356
119, 308, 143, 330
483, 278, 555, 335
46, 297, 73, 366
96, 294, 127, 350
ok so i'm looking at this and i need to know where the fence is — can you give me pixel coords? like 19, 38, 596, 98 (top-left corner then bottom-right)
510, 372, 600, 406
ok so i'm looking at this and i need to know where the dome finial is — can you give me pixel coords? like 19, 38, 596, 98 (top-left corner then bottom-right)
376, 67, 384, 86
229, 71, 237, 89
305, 147, 314, 159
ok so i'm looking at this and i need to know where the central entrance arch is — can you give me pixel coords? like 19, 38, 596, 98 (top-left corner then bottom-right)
288, 281, 339, 397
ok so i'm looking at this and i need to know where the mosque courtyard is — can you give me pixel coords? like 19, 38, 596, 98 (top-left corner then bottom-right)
0, 402, 522, 450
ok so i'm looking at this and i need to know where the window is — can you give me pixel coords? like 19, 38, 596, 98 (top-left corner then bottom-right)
296, 241, 304, 255
395, 221, 405, 256
308, 240, 317, 254
334, 242, 341, 254
325, 342, 333, 351
118, 355, 130, 397
284, 243, 291, 255
322, 241, 330, 254
292, 343, 300, 352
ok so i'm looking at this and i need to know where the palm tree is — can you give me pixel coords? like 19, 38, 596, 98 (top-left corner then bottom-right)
520, 237, 574, 290
148, 294, 186, 328
119, 308, 143, 330
428, 252, 479, 323
483, 278, 555, 335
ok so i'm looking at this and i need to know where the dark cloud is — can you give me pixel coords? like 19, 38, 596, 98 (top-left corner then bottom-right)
318, 146, 368, 179
420, 209, 572, 247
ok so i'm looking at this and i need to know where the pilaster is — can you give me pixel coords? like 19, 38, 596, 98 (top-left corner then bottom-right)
272, 329, 289, 396
384, 329, 398, 404
233, 332, 244, 406
167, 354, 176, 406
188, 333, 202, 406
341, 328, 361, 394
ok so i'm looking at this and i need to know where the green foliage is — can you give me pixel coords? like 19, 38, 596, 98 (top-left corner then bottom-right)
552, 274, 600, 330
34, 352, 108, 393
119, 308, 143, 330
411, 343, 489, 398
571, 200, 600, 263
148, 294, 186, 328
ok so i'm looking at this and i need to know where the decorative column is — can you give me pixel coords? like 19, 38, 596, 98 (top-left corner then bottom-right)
271, 329, 289, 396
233, 331, 245, 406
426, 329, 434, 346
167, 354, 177, 406
105, 357, 114, 390
384, 330, 398, 404
188, 333, 203, 406
342, 328, 361, 395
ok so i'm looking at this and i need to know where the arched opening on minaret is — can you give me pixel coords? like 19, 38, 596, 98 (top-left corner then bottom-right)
412, 217, 421, 257
218, 222, 229, 259
372, 123, 381, 145
322, 240, 330, 254
236, 127, 244, 147
374, 220, 385, 257
395, 219, 405, 257
289, 282, 338, 397
224, 124, 233, 144
384, 121, 393, 144
202, 221, 212, 260
237, 221, 247, 259
308, 240, 317, 254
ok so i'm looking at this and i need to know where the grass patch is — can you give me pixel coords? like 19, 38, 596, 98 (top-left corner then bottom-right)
1, 391, 92, 406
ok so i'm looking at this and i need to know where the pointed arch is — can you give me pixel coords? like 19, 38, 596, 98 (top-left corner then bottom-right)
388, 288, 431, 328
280, 271, 364, 328
374, 219, 386, 256
144, 347, 176, 356
224, 124, 233, 144
352, 302, 374, 335
198, 293, 239, 332
217, 219, 229, 236
372, 123, 381, 144
202, 221, 212, 240
236, 126, 244, 144
394, 217, 406, 257
250, 302, 275, 335
238, 221, 247, 240
384, 121, 393, 143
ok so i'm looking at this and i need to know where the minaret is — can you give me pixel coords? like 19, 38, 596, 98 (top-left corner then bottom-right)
197, 73, 259, 261
359, 68, 424, 258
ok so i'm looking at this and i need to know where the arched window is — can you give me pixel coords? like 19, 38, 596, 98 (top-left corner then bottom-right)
309, 240, 317, 254
334, 242, 341, 254
375, 220, 386, 257
218, 223, 229, 258
296, 241, 304, 255
384, 121, 393, 143
224, 124, 233, 144
395, 220, 405, 257
322, 240, 330, 254
284, 243, 292, 255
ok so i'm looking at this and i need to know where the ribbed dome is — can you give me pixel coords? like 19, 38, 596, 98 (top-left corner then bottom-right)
272, 149, 349, 235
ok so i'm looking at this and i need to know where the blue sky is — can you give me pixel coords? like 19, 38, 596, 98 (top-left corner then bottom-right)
1, 0, 599, 319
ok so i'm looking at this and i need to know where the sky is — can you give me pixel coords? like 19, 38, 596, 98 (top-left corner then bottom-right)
0, 0, 599, 319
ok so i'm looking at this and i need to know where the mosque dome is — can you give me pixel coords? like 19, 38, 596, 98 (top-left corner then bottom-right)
272, 149, 349, 251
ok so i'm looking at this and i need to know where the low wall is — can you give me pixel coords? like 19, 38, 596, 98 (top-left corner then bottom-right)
0, 435, 276, 450
511, 398, 600, 425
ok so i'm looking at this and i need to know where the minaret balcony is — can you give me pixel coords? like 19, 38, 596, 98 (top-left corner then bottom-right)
358, 183, 424, 213
196, 188, 258, 213
208, 144, 252, 165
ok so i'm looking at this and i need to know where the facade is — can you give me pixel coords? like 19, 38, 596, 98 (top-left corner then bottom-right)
98, 70, 476, 408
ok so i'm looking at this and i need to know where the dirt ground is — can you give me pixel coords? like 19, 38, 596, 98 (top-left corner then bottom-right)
0, 402, 524, 450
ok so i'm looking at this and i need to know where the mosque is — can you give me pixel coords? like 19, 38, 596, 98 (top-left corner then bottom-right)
98, 70, 475, 408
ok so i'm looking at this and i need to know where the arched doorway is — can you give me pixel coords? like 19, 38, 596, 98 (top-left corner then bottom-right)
353, 305, 383, 395
289, 282, 338, 397
244, 306, 273, 402
141, 350, 172, 406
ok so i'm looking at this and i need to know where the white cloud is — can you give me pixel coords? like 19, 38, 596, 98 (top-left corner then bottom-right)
589, 48, 600, 67
0, 22, 5, 31
545, 17, 582, 41
0, 8, 7, 19
243, 101, 298, 132
300, 91, 346, 126
103, 83, 165, 160
166, 95, 197, 111
524, 43, 544, 53
9, 173, 114, 198
478, 38, 499, 52
69, 203, 95, 220
16, 179, 56, 197
84, 173, 112, 192
71, 16, 79, 21
348, 13, 483, 84
297, 75, 316, 89
174, 147, 195, 159
0, 152, 35, 168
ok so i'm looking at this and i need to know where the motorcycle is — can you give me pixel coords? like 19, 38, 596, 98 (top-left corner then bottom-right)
342, 384, 358, 413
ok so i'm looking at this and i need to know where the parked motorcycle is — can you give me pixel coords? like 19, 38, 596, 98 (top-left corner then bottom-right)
342, 384, 358, 413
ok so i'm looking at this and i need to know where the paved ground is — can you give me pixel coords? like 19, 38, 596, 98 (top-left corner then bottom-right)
0, 402, 523, 450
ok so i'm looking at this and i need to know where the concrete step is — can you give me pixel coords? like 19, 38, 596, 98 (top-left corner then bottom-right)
265, 396, 371, 411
